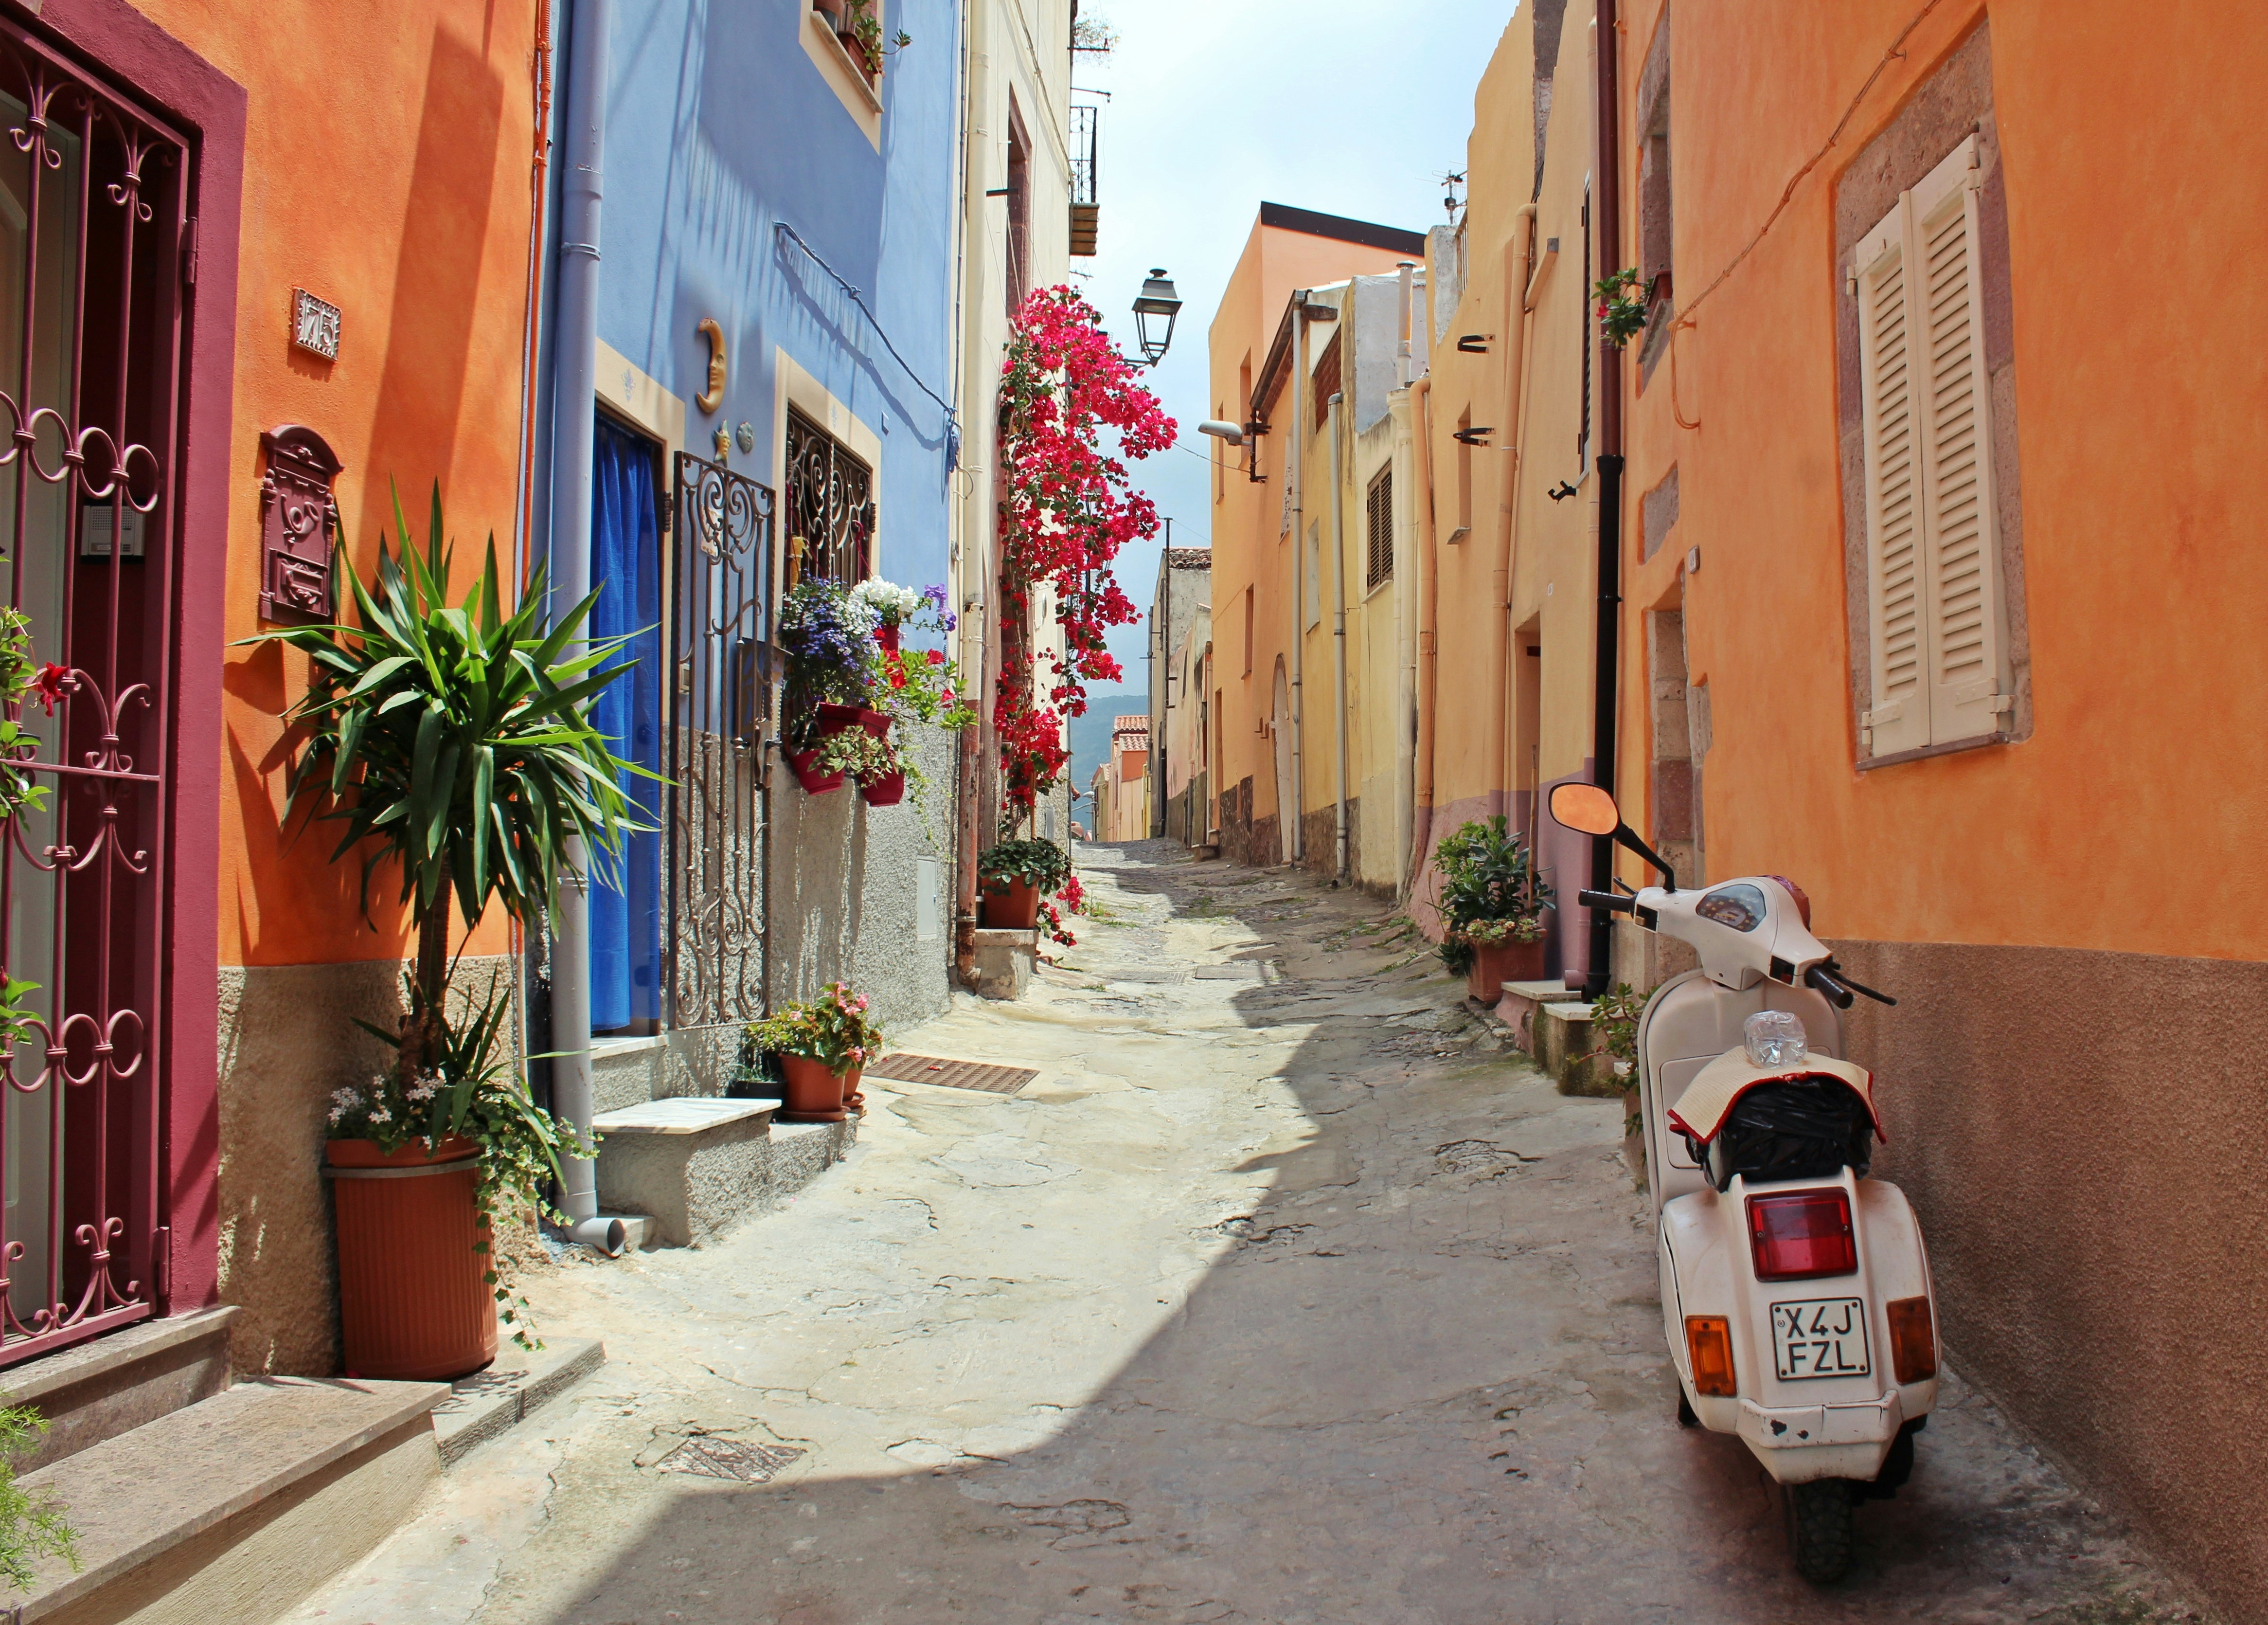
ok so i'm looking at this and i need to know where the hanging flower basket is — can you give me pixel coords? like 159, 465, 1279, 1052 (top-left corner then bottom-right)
786, 748, 846, 795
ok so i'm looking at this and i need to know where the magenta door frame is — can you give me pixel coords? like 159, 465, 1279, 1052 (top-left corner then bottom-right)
34, 0, 243, 1320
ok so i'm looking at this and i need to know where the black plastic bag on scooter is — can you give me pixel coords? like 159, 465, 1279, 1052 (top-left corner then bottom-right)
1693, 1077, 1874, 1192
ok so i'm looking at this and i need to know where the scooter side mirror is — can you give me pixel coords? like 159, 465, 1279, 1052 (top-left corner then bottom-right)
1548, 781, 1680, 894
1549, 782, 1621, 837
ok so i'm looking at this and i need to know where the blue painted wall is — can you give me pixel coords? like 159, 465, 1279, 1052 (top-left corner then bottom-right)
549, 0, 961, 598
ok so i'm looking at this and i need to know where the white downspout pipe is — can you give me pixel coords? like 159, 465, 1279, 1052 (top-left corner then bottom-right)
546, 0, 624, 1257
1327, 387, 1350, 885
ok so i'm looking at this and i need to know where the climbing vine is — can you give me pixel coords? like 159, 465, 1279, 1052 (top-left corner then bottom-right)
993, 286, 1173, 816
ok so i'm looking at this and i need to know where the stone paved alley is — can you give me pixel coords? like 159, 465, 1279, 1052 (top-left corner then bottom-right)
297, 845, 2207, 1625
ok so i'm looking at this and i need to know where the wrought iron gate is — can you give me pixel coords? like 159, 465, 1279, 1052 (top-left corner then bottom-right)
666, 453, 773, 1033
0, 23, 189, 1366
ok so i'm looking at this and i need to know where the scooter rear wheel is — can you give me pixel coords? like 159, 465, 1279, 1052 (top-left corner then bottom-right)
1783, 1480, 1855, 1584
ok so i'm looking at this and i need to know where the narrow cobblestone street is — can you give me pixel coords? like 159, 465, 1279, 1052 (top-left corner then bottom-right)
300, 844, 2205, 1625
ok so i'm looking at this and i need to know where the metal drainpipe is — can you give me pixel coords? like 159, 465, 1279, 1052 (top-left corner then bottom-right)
546, 0, 624, 1256
1326, 387, 1351, 885
1587, 0, 1627, 998
1286, 293, 1307, 866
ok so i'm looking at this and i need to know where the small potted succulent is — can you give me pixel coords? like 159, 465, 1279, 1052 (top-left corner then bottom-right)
812, 723, 906, 807
1433, 815, 1555, 1000
978, 835, 1071, 930
747, 983, 884, 1120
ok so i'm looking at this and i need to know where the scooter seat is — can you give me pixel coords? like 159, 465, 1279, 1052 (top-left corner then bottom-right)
1667, 1049, 1884, 1146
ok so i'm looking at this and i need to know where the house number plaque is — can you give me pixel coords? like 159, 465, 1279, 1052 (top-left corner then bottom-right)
257, 425, 342, 625
292, 288, 341, 360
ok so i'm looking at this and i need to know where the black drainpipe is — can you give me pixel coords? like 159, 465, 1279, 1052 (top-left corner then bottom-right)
1587, 0, 1625, 998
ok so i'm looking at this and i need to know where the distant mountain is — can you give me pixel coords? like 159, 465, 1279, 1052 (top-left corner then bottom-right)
1066, 688, 1141, 813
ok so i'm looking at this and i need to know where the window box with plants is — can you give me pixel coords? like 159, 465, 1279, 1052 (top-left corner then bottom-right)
254, 490, 643, 1379
1432, 815, 1555, 1001
746, 983, 883, 1122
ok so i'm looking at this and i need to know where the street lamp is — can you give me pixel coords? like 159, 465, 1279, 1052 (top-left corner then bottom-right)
1132, 268, 1181, 366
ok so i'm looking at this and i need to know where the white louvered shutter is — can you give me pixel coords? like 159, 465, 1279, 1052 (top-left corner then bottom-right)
1855, 197, 1929, 757
1909, 138, 2008, 744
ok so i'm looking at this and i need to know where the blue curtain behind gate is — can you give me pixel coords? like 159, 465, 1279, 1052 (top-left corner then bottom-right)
589, 417, 663, 1033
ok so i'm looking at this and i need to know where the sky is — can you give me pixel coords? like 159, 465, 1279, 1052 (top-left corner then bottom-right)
1064, 0, 1521, 789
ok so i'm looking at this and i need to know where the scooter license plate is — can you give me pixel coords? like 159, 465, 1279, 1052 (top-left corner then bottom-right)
1769, 1297, 1872, 1380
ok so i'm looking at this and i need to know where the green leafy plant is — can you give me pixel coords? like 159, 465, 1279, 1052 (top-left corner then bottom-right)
249, 483, 651, 1080
0, 1405, 76, 1591
1434, 815, 1553, 936
1462, 916, 1546, 945
334, 983, 590, 1349
1584, 982, 1648, 1133
843, 0, 911, 74
978, 836, 1071, 894
812, 724, 899, 784
747, 982, 884, 1074
1594, 267, 1648, 348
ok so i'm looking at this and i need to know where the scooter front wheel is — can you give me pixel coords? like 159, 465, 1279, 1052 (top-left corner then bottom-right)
1782, 1480, 1854, 1584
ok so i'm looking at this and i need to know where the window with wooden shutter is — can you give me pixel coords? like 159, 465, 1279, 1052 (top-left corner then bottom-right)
1365, 468, 1393, 589
1855, 136, 2009, 758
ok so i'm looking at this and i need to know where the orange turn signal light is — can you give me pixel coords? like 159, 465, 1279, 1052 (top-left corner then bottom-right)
1888, 1295, 1936, 1384
1685, 1315, 1737, 1397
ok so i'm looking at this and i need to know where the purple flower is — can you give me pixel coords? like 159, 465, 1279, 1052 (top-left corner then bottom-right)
940, 611, 958, 632
923, 584, 948, 609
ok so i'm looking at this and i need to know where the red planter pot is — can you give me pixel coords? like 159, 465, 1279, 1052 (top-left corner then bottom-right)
875, 623, 900, 654
859, 771, 905, 807
327, 1136, 497, 1381
776, 1055, 848, 1123
841, 1065, 866, 1113
786, 748, 845, 795
980, 876, 1041, 930
1466, 936, 1549, 1000
815, 702, 891, 740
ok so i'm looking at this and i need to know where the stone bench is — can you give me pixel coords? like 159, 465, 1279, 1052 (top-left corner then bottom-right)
594, 1096, 857, 1247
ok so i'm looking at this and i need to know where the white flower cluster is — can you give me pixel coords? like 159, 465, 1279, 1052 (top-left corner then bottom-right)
406, 1074, 439, 1103
848, 577, 922, 626
328, 1078, 393, 1127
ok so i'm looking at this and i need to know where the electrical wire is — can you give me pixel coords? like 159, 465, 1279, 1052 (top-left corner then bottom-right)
773, 220, 960, 460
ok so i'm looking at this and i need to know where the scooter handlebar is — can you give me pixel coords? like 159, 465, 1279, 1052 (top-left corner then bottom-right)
1577, 889, 1636, 915
1804, 964, 1856, 1010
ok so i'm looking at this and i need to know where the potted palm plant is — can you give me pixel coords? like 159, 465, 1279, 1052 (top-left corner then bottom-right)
1433, 816, 1555, 1000
255, 486, 645, 1378
747, 983, 883, 1121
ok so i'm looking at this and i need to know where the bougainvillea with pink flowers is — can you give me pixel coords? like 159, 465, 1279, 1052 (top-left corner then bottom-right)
994, 286, 1174, 817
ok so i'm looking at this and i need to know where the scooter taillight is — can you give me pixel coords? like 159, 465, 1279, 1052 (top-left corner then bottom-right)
1746, 1190, 1857, 1281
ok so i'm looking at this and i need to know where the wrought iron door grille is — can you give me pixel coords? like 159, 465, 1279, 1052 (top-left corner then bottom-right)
667, 453, 773, 1032
782, 407, 871, 586
0, 20, 189, 1368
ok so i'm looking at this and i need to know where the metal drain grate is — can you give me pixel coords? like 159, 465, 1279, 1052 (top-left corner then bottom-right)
865, 1053, 1038, 1095
658, 1436, 806, 1482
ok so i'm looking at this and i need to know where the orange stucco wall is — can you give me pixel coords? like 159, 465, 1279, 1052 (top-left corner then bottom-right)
1610, 0, 2268, 963
134, 2, 541, 968
1207, 219, 1432, 850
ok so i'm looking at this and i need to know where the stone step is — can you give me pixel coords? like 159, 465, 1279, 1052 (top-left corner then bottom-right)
18, 1375, 445, 1625
429, 1336, 605, 1467
593, 1096, 856, 1247
971, 927, 1037, 999
1493, 978, 1573, 1057
0, 1305, 238, 1473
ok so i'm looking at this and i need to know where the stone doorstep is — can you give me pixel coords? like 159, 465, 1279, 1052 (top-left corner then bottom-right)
1493, 979, 1573, 1057
594, 1097, 856, 1248
971, 927, 1038, 1002
16, 1375, 446, 1621
0, 1305, 239, 1473
429, 1337, 605, 1468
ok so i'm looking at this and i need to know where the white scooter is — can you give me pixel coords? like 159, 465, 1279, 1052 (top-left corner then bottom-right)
1548, 784, 1938, 1584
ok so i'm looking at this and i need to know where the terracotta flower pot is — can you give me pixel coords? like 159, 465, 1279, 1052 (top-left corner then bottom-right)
841, 1065, 866, 1113
326, 1136, 497, 1381
1466, 936, 1548, 1000
859, 771, 905, 807
776, 1055, 848, 1123
980, 876, 1041, 929
786, 747, 845, 795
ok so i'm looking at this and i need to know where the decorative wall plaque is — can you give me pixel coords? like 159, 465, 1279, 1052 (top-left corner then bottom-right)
292, 288, 341, 360
257, 425, 342, 625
